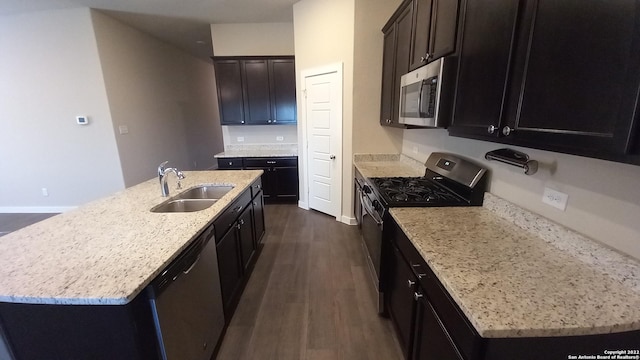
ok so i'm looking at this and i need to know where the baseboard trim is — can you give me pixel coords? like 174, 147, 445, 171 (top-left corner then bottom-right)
298, 201, 309, 210
0, 206, 76, 213
341, 215, 357, 226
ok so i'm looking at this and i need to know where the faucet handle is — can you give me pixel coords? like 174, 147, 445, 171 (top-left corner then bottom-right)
176, 170, 185, 180
158, 161, 169, 176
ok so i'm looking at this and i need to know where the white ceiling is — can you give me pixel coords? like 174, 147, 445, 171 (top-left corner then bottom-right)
0, 0, 297, 59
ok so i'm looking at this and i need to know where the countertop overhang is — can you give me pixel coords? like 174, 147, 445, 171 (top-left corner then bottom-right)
0, 170, 263, 306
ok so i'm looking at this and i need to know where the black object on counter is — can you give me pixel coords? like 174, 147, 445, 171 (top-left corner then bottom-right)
485, 148, 538, 175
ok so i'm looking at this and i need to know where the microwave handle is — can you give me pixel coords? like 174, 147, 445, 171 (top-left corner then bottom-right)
417, 80, 425, 117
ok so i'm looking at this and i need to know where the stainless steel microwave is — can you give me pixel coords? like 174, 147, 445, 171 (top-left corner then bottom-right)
399, 57, 455, 127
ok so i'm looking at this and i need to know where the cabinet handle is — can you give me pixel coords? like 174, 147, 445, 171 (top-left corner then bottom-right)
228, 162, 233, 166
330, 155, 336, 160
407, 279, 416, 287
502, 126, 512, 136
386, 119, 392, 124
420, 56, 426, 62
239, 219, 245, 225
234, 205, 243, 213
488, 125, 497, 134
268, 120, 272, 123
236, 223, 241, 230
253, 201, 257, 206
241, 120, 245, 124
273, 119, 277, 123
414, 292, 424, 301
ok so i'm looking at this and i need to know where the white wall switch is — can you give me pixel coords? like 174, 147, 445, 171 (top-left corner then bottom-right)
118, 125, 129, 134
542, 187, 568, 211
41, 188, 49, 197
237, 136, 245, 142
76, 116, 89, 125
276, 136, 284, 141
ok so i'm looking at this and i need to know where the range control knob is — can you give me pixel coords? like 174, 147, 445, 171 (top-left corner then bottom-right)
362, 185, 372, 194
372, 200, 381, 211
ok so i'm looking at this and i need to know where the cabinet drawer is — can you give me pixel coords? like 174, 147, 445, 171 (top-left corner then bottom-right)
217, 158, 244, 169
250, 177, 263, 198
214, 189, 252, 241
244, 157, 297, 168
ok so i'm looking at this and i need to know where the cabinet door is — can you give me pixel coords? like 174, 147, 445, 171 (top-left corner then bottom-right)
393, 3, 415, 127
429, 0, 459, 60
238, 207, 256, 271
252, 192, 265, 244
274, 166, 299, 201
387, 244, 418, 359
413, 297, 463, 360
242, 59, 272, 125
449, 0, 521, 139
505, 0, 640, 157
380, 25, 397, 126
214, 60, 245, 125
216, 229, 242, 316
270, 59, 297, 124
409, 0, 434, 71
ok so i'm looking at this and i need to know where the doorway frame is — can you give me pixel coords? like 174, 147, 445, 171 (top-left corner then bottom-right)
298, 62, 343, 222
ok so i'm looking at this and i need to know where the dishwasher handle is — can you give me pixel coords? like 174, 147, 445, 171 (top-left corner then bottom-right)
182, 255, 201, 275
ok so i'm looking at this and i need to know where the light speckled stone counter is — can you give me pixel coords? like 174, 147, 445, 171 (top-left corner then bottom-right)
390, 196, 640, 338
0, 170, 262, 306
215, 144, 298, 158
353, 153, 425, 178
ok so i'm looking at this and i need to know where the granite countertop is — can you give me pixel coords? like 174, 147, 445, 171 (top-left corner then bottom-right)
354, 154, 640, 338
353, 153, 425, 178
0, 170, 262, 306
215, 149, 298, 158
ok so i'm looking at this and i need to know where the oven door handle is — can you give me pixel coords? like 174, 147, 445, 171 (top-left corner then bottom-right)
360, 191, 383, 226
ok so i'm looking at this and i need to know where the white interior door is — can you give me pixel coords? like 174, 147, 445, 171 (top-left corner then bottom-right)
304, 67, 342, 219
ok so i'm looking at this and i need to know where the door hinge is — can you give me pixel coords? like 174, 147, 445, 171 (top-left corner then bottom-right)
303, 89, 307, 98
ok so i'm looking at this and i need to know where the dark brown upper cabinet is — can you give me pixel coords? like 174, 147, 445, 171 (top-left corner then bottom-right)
214, 60, 246, 125
381, 0, 414, 127
214, 56, 296, 126
409, 0, 459, 71
450, 0, 640, 165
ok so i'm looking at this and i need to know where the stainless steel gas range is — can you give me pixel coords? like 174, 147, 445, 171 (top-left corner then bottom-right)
354, 152, 488, 314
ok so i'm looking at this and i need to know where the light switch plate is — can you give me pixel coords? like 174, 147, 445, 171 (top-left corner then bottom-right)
276, 136, 284, 141
118, 125, 129, 134
542, 187, 568, 211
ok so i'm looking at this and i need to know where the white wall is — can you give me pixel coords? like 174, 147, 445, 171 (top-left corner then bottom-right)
294, 0, 355, 221
352, 0, 403, 154
210, 23, 295, 56
210, 22, 297, 148
0, 8, 124, 212
223, 125, 297, 147
402, 129, 640, 260
92, 11, 223, 186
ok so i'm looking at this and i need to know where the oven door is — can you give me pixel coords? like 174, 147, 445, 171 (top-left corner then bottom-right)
360, 188, 384, 313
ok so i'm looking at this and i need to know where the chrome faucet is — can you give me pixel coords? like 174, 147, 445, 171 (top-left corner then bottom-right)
158, 161, 185, 197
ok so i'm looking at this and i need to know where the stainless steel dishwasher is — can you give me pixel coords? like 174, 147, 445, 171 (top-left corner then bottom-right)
148, 224, 225, 360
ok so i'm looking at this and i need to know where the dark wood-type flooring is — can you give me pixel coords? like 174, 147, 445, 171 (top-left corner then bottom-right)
216, 204, 403, 360
0, 213, 56, 237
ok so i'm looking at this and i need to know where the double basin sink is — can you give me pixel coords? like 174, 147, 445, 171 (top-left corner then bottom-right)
151, 185, 234, 213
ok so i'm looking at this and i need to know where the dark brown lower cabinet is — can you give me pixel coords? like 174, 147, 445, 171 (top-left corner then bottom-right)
252, 192, 265, 244
386, 244, 418, 359
216, 220, 244, 317
413, 295, 462, 360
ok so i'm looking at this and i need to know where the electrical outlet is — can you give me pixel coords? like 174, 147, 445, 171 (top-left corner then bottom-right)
542, 187, 568, 211
276, 136, 284, 141
118, 125, 129, 134
237, 137, 244, 142
41, 188, 49, 197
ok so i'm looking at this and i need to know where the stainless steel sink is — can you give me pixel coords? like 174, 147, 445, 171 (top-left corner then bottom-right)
151, 185, 234, 213
175, 185, 234, 200
151, 199, 218, 213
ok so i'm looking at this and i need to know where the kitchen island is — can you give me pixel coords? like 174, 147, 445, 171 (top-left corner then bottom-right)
0, 170, 264, 359
354, 154, 640, 359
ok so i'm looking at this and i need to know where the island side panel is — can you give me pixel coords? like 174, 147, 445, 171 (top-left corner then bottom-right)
0, 295, 159, 360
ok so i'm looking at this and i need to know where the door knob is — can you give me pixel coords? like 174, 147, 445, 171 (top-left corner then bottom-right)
330, 155, 336, 160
